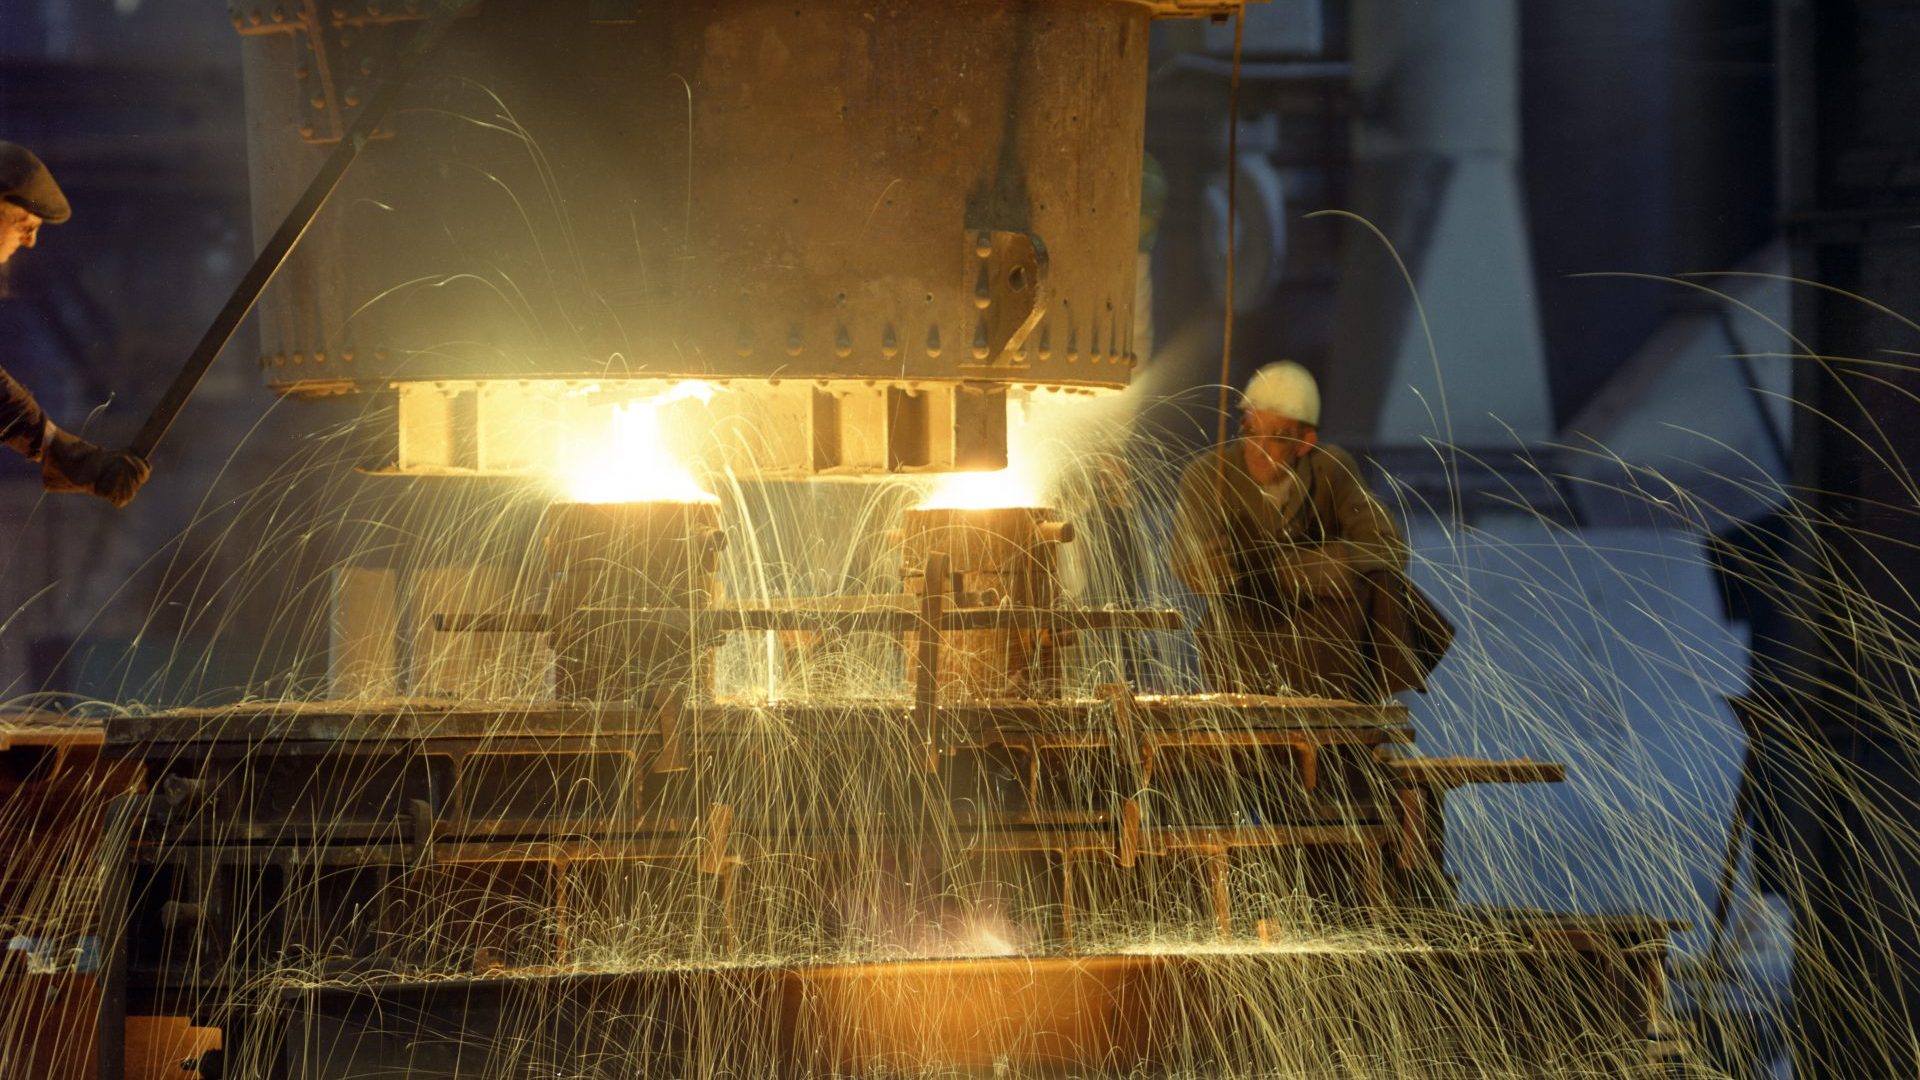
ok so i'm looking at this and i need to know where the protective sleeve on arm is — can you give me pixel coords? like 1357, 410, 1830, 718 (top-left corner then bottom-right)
1315, 447, 1408, 575
0, 366, 49, 460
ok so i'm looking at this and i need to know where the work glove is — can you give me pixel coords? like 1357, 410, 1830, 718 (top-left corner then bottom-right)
40, 424, 151, 508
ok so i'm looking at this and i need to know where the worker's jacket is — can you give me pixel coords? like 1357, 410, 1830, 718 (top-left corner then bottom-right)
1171, 442, 1450, 701
0, 365, 48, 460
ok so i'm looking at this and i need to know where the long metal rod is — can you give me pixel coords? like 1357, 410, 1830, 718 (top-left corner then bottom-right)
1211, 4, 1246, 457
128, 0, 477, 460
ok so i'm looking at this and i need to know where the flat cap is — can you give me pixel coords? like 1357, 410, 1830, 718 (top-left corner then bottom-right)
0, 142, 70, 225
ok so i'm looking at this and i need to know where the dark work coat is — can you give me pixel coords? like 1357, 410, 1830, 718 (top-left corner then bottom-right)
1171, 441, 1448, 701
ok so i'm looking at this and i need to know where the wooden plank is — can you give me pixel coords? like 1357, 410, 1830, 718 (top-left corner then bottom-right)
125, 1016, 221, 1080
1387, 755, 1565, 788
0, 973, 98, 1079
0, 715, 104, 750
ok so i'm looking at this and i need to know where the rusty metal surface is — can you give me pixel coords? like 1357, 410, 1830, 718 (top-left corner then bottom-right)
95, 683, 1659, 1077
100, 694, 1423, 873
237, 0, 1164, 395
95, 624, 1659, 1051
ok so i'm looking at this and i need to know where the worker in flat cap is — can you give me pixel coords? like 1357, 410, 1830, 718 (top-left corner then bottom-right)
0, 142, 149, 507
1171, 361, 1451, 701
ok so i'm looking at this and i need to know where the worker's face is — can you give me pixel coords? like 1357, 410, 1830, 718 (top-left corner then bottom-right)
1240, 410, 1318, 470
0, 205, 42, 266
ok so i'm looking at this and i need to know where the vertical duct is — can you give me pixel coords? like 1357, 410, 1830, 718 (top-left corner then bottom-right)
1325, 0, 1550, 445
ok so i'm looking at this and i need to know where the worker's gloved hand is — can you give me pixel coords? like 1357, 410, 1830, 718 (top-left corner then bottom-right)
40, 425, 151, 508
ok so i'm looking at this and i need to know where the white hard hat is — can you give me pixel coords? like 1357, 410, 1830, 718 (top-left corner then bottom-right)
1241, 361, 1320, 425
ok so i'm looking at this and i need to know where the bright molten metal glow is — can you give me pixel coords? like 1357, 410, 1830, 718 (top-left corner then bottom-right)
553, 381, 718, 503
917, 465, 1045, 511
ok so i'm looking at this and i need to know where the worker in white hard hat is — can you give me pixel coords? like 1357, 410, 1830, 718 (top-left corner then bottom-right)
1171, 361, 1450, 700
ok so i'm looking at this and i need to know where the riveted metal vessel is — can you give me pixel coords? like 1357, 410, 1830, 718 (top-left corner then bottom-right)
235, 0, 1183, 402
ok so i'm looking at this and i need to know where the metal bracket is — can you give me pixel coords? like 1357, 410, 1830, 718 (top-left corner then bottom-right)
698, 802, 734, 875
1098, 682, 1146, 867
405, 796, 436, 865
962, 230, 1049, 369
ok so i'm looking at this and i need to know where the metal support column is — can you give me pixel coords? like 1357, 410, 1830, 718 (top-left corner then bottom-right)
1777, 1, 1920, 1074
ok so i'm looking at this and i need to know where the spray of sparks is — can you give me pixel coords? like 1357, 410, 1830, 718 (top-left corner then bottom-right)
0, 89, 1910, 1080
